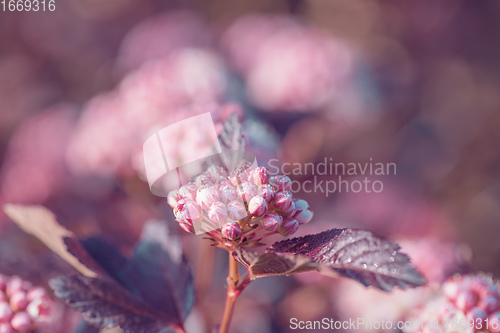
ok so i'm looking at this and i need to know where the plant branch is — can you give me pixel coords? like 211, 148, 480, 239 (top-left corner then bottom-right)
218, 251, 248, 333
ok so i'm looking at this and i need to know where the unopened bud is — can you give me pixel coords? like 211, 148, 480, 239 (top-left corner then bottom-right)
479, 295, 498, 313
229, 160, 252, 186
10, 312, 32, 332
9, 292, 27, 312
293, 199, 313, 224
262, 213, 283, 232
26, 287, 47, 303
174, 199, 202, 227
5, 278, 24, 298
179, 182, 197, 201
271, 175, 291, 192
274, 191, 294, 212
207, 165, 228, 181
456, 291, 477, 313
219, 185, 237, 204
167, 190, 183, 208
227, 200, 246, 221
221, 222, 242, 240
195, 174, 213, 188
257, 184, 275, 203
0, 302, 13, 322
26, 297, 50, 318
280, 217, 299, 236
237, 181, 257, 202
489, 313, 500, 333
248, 196, 268, 216
0, 323, 14, 333
250, 167, 270, 186
208, 202, 228, 225
196, 185, 219, 210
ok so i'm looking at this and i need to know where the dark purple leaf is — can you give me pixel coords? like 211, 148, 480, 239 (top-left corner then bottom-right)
120, 221, 194, 326
235, 229, 426, 291
50, 219, 194, 332
50, 274, 173, 333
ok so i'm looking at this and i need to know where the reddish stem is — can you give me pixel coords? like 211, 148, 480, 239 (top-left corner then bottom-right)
218, 252, 250, 333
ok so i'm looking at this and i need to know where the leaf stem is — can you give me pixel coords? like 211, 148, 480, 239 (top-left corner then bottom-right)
218, 252, 245, 333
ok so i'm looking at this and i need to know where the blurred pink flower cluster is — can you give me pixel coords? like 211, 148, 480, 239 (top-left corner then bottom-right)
222, 14, 353, 112
0, 275, 51, 333
405, 273, 500, 333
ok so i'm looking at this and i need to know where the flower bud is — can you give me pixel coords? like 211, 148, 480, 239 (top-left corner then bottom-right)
489, 313, 500, 333
221, 222, 242, 240
179, 182, 197, 201
237, 181, 257, 202
0, 323, 14, 333
271, 175, 291, 192
195, 174, 213, 188
207, 165, 227, 181
250, 167, 270, 185
479, 295, 498, 313
227, 200, 246, 221
467, 307, 487, 322
293, 199, 313, 224
280, 217, 299, 236
456, 291, 477, 312
196, 185, 219, 210
274, 191, 294, 212
178, 221, 195, 234
248, 196, 268, 216
219, 185, 237, 204
0, 302, 13, 322
26, 287, 47, 303
167, 190, 183, 208
262, 213, 283, 232
10, 312, 32, 332
208, 202, 228, 225
5, 278, 24, 298
26, 297, 50, 318
443, 279, 460, 301
9, 292, 27, 312
174, 199, 202, 227
281, 201, 296, 217
229, 160, 252, 186
257, 184, 275, 203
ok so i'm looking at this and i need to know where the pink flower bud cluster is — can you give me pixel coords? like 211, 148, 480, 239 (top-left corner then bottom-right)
0, 274, 51, 333
405, 273, 500, 333
168, 164, 313, 242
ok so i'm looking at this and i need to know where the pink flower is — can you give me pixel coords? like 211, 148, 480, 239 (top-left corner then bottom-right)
274, 191, 294, 212
257, 184, 275, 203
196, 185, 219, 210
262, 213, 283, 232
293, 200, 313, 224
227, 200, 247, 221
248, 196, 268, 216
174, 199, 202, 228
404, 274, 500, 333
208, 202, 228, 226
221, 222, 242, 240
250, 166, 270, 185
270, 175, 291, 192
280, 217, 299, 236
236, 182, 257, 203
219, 184, 238, 204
